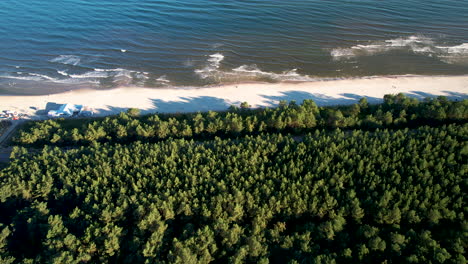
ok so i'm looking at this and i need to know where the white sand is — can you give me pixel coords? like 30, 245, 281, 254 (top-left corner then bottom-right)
1, 75, 467, 118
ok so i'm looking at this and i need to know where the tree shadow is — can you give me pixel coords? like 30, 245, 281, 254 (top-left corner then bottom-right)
93, 105, 134, 116
340, 93, 382, 104
441, 91, 468, 100
69, 90, 467, 116
150, 96, 233, 113
261, 91, 382, 107
89, 97, 233, 116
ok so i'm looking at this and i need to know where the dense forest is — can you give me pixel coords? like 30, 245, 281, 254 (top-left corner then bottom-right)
0, 94, 467, 263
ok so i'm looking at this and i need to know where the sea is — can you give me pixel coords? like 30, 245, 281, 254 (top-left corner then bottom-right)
0, 0, 467, 95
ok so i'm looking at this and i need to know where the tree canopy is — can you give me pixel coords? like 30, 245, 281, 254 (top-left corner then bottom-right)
0, 94, 467, 263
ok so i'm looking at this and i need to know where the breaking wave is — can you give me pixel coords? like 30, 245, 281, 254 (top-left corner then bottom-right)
0, 68, 151, 87
435, 43, 468, 64
195, 53, 316, 82
28, 73, 57, 81
50, 55, 81, 66
156, 75, 170, 83
0, 72, 60, 82
68, 71, 110, 79
231, 65, 315, 81
331, 36, 468, 64
194, 53, 225, 79
0, 74, 48, 82
65, 68, 150, 85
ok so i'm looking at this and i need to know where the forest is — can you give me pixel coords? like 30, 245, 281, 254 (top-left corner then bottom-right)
0, 94, 467, 263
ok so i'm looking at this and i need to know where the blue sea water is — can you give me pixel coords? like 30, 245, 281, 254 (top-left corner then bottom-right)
0, 0, 467, 94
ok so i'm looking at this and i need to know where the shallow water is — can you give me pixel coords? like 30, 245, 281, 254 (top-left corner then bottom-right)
0, 0, 467, 94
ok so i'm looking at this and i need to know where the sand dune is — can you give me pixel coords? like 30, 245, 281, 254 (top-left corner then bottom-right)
0, 75, 467, 119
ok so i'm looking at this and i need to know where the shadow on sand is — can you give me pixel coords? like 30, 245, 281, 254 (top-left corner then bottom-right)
261, 91, 382, 107
63, 90, 466, 116
151, 96, 233, 113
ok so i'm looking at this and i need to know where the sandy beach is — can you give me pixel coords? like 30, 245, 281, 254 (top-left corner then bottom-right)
1, 75, 467, 119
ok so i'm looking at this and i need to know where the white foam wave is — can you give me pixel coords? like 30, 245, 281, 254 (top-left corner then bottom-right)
331, 36, 468, 64
0, 72, 60, 82
1, 67, 151, 87
121, 49, 127, 53
156, 75, 170, 83
195, 53, 315, 82
330, 48, 355, 58
411, 46, 434, 53
114, 70, 132, 78
57, 70, 68, 76
232, 65, 315, 81
436, 43, 468, 54
94, 68, 125, 72
195, 53, 225, 79
28, 73, 57, 81
68, 71, 109, 79
208, 53, 224, 63
384, 36, 433, 47
50, 55, 81, 66
331, 36, 433, 58
71, 68, 150, 85
0, 75, 44, 81
135, 72, 149, 80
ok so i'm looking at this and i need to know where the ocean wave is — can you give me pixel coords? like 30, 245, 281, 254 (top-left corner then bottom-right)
195, 53, 225, 79
331, 36, 468, 64
28, 73, 57, 81
0, 75, 45, 82
231, 65, 315, 81
156, 75, 170, 83
135, 72, 149, 80
0, 72, 60, 82
67, 68, 149, 85
436, 43, 468, 54
434, 43, 468, 64
1, 68, 150, 87
57, 70, 68, 76
68, 71, 110, 79
385, 36, 434, 47
195, 53, 315, 82
50, 55, 81, 66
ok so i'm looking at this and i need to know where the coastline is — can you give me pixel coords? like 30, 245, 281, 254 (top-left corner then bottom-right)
1, 75, 467, 119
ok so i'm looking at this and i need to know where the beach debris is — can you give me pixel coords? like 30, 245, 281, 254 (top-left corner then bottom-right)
48, 104, 83, 117
47, 104, 94, 118
0, 110, 26, 120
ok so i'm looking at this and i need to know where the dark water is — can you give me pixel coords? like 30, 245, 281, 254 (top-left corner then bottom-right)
0, 0, 467, 94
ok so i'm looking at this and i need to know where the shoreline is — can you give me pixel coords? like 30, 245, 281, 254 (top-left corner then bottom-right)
2, 73, 468, 95
1, 75, 467, 119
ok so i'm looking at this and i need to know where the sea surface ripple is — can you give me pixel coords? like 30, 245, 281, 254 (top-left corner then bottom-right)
0, 0, 467, 94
